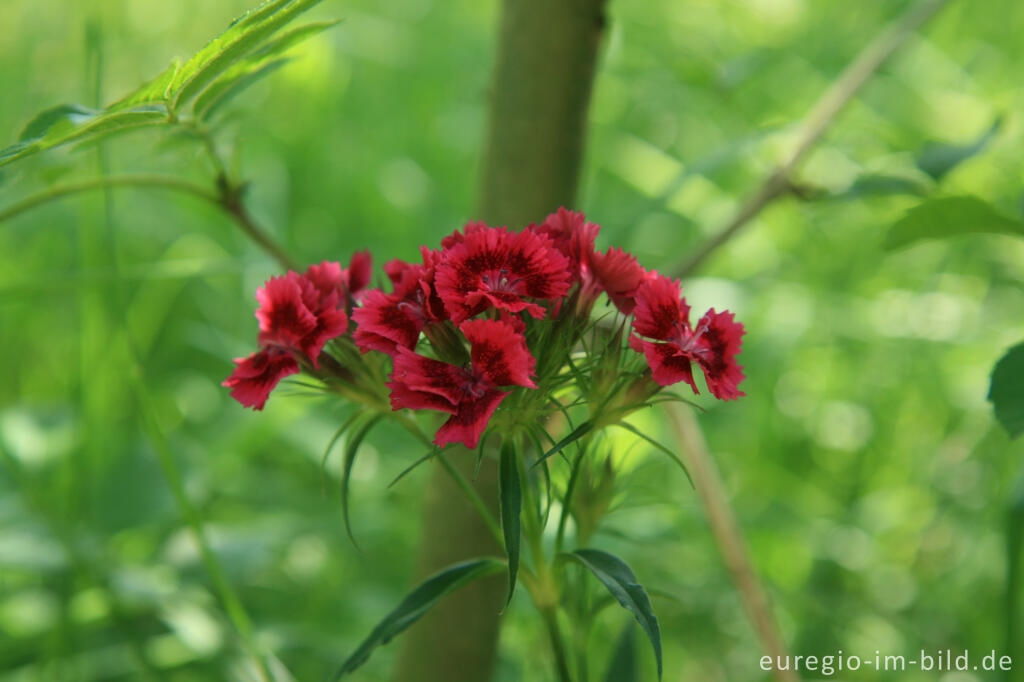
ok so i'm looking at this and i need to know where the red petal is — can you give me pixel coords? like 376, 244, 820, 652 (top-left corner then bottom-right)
222, 349, 299, 410
434, 387, 509, 449
460, 319, 537, 388
693, 309, 746, 400
441, 220, 490, 250
344, 251, 373, 298
390, 347, 470, 405
530, 207, 601, 280
352, 289, 424, 355
256, 274, 318, 350
631, 273, 689, 340
387, 380, 458, 414
435, 225, 571, 323
629, 336, 699, 393
304, 261, 344, 305
590, 247, 645, 314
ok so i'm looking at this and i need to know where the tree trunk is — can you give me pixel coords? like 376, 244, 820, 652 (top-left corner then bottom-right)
394, 1, 609, 681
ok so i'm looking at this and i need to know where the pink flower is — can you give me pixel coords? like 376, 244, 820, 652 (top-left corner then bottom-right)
222, 348, 300, 410
387, 319, 537, 448
435, 225, 571, 323
629, 275, 745, 400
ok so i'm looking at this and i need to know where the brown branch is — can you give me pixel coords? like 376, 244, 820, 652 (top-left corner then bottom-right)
665, 403, 800, 682
674, 0, 953, 279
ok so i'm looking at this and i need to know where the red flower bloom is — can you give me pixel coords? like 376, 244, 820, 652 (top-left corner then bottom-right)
435, 225, 571, 323
441, 220, 490, 250
353, 249, 446, 356
304, 252, 372, 311
588, 247, 647, 314
255, 272, 349, 366
629, 275, 745, 400
222, 348, 300, 410
528, 208, 600, 281
387, 319, 537, 448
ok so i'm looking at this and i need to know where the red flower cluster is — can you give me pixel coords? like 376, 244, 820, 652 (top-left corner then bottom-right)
222, 253, 370, 409
225, 210, 745, 446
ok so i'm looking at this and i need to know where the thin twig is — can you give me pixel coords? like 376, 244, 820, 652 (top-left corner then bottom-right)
665, 403, 799, 682
0, 174, 298, 271
674, 0, 952, 279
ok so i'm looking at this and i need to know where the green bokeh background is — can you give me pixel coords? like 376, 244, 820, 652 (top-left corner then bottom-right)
1, 0, 1023, 680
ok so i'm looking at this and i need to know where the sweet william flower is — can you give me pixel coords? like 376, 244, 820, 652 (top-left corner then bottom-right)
222, 348, 300, 410
255, 272, 348, 366
528, 207, 600, 282
387, 319, 537, 448
353, 249, 447, 356
629, 274, 745, 400
435, 225, 571, 323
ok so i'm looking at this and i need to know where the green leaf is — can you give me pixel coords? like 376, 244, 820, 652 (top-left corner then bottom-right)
333, 558, 505, 679
535, 419, 594, 467
340, 415, 383, 549
613, 421, 693, 488
917, 117, 1001, 181
0, 105, 168, 170
499, 438, 522, 608
193, 20, 339, 120
563, 549, 663, 679
832, 173, 930, 201
194, 59, 291, 121
989, 342, 1024, 439
603, 622, 638, 682
885, 195, 1024, 249
170, 0, 323, 109
107, 59, 182, 111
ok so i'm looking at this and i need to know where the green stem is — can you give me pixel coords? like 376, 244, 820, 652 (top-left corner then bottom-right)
539, 605, 574, 682
0, 174, 298, 271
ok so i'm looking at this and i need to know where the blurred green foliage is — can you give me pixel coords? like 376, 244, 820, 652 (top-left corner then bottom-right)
1, 0, 1023, 680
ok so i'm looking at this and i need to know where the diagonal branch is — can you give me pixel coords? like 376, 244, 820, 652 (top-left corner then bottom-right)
674, 0, 953, 279
0, 174, 298, 271
665, 403, 800, 682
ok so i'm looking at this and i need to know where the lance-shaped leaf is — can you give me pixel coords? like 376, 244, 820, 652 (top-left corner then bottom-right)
917, 117, 1002, 181
0, 105, 167, 170
333, 558, 505, 679
499, 438, 522, 607
340, 414, 383, 549
169, 0, 323, 109
193, 20, 339, 120
563, 549, 663, 679
989, 342, 1024, 439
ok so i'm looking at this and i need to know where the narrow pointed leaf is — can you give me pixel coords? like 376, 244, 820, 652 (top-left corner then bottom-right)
193, 19, 339, 120
499, 438, 521, 607
989, 342, 1024, 439
340, 414, 383, 549
170, 0, 323, 108
563, 548, 663, 679
194, 59, 291, 120
333, 558, 505, 679
107, 59, 182, 111
0, 105, 168, 170
535, 419, 594, 467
